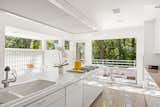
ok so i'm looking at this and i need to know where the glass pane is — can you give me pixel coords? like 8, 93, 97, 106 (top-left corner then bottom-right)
64, 40, 70, 50
5, 36, 41, 49
92, 38, 136, 60
47, 40, 58, 50
92, 38, 136, 68
76, 43, 85, 61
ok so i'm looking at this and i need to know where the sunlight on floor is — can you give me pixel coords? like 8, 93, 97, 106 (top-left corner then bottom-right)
91, 84, 149, 107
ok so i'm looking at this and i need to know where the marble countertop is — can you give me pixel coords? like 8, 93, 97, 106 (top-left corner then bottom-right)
145, 68, 160, 89
0, 69, 96, 107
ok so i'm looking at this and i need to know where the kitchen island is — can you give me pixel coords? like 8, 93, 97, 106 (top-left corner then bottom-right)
0, 67, 103, 107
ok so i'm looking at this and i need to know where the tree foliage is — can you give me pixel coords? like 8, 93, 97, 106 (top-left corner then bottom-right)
47, 40, 58, 49
5, 36, 41, 49
92, 38, 136, 60
76, 43, 85, 60
64, 40, 70, 50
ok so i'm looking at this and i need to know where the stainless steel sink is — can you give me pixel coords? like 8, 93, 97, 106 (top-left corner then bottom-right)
9, 80, 56, 96
0, 80, 55, 105
0, 91, 19, 104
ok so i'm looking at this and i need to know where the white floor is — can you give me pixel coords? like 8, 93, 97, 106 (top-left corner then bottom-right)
91, 83, 160, 107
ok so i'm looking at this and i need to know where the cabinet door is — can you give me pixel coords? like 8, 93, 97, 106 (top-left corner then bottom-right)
83, 81, 103, 107
66, 81, 83, 107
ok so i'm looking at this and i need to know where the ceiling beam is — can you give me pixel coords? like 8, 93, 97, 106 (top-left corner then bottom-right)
48, 0, 98, 30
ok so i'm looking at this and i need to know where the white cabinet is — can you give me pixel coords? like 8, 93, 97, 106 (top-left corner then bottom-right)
154, 17, 160, 53
66, 80, 83, 107
23, 89, 65, 107
83, 72, 103, 107
83, 80, 103, 107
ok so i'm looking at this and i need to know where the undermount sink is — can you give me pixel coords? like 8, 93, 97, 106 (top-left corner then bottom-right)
0, 91, 19, 104
9, 80, 56, 96
0, 80, 55, 105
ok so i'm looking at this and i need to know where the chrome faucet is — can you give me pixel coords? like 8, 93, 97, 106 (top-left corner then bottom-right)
2, 66, 17, 88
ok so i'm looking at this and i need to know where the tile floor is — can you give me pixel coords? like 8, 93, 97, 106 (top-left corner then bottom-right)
91, 84, 148, 107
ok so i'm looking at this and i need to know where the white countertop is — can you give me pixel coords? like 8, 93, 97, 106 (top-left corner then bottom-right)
0, 69, 95, 107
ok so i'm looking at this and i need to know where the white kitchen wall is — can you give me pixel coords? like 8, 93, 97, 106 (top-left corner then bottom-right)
144, 20, 160, 66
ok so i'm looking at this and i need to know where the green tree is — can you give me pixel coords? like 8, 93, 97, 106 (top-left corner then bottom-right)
92, 38, 136, 60
5, 36, 41, 49
47, 40, 58, 49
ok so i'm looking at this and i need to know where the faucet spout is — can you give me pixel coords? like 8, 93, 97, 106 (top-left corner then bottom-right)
1, 66, 17, 88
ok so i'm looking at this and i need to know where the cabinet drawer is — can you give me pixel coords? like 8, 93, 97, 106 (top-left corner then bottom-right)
24, 89, 65, 107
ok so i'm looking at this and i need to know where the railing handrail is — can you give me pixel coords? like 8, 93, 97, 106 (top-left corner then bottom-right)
93, 59, 136, 62
92, 59, 136, 67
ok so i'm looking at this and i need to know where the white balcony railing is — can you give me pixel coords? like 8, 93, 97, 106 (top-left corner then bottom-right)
92, 59, 136, 68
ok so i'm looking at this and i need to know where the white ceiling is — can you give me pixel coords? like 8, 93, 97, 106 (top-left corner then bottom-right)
66, 0, 160, 30
0, 0, 160, 34
0, 0, 93, 34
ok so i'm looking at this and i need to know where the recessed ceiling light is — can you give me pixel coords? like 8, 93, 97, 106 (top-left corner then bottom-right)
112, 8, 120, 14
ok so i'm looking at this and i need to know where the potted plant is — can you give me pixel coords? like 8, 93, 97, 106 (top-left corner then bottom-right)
54, 47, 68, 74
